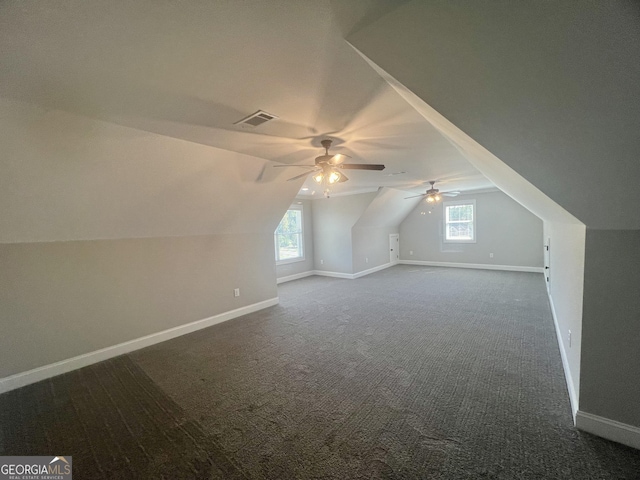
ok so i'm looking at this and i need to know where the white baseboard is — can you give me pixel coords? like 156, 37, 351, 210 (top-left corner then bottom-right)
312, 269, 353, 279
0, 297, 279, 394
353, 262, 394, 279
276, 271, 314, 284
548, 294, 578, 421
576, 411, 640, 450
312, 262, 394, 280
399, 260, 543, 273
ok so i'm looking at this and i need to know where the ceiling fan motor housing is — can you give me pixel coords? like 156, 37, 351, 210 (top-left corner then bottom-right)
320, 139, 333, 150
283, 138, 384, 184
315, 155, 333, 165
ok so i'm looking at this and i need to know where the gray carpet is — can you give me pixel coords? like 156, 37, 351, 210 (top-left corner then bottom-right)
1, 265, 639, 478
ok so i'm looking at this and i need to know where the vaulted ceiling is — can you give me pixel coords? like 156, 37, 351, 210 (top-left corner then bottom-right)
0, 0, 493, 198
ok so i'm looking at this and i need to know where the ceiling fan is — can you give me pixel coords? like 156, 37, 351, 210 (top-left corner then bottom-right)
405, 181, 459, 203
274, 139, 385, 188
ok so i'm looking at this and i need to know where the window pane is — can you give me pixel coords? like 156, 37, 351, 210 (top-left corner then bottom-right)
444, 202, 475, 241
463, 204, 473, 221
277, 233, 301, 260
276, 209, 302, 234
447, 204, 472, 222
275, 208, 304, 261
447, 222, 474, 240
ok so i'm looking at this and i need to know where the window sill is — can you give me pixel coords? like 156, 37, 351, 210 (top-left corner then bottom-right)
443, 239, 476, 244
276, 257, 306, 266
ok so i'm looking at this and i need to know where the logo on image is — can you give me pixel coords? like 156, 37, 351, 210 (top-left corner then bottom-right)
0, 456, 72, 479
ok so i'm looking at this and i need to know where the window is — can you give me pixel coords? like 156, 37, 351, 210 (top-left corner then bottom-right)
275, 205, 304, 263
444, 200, 476, 243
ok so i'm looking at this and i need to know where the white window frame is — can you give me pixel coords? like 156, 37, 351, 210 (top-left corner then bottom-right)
275, 204, 305, 264
443, 199, 476, 243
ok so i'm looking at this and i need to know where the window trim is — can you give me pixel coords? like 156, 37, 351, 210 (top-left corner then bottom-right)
443, 199, 476, 244
275, 204, 305, 264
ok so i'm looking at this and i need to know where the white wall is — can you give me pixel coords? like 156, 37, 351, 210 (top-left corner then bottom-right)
352, 187, 416, 273
311, 191, 378, 274
580, 229, 640, 427
400, 191, 543, 268
309, 188, 415, 275
0, 233, 276, 378
543, 221, 586, 415
0, 98, 299, 380
352, 226, 398, 273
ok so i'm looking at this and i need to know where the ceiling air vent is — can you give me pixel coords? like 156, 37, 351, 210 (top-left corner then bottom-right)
234, 110, 278, 128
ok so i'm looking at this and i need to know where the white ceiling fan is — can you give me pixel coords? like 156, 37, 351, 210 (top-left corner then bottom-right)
405, 180, 459, 203
274, 139, 385, 196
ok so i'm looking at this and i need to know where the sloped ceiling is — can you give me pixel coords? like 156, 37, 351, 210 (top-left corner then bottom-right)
0, 0, 492, 200
0, 98, 301, 242
347, 0, 640, 229
354, 188, 422, 229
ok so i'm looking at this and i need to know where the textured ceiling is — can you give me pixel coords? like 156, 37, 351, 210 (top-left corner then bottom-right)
0, 0, 493, 198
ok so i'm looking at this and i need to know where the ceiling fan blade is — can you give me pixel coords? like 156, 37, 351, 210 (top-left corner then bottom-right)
337, 172, 349, 183
404, 194, 427, 199
339, 164, 386, 170
256, 164, 267, 182
287, 169, 317, 182
328, 153, 351, 166
442, 191, 460, 197
273, 164, 316, 168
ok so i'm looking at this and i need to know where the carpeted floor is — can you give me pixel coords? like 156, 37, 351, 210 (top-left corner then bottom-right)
1, 266, 639, 479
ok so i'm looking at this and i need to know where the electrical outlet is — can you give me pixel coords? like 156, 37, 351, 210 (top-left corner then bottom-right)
320, 259, 323, 265
409, 250, 413, 256
365, 257, 369, 263
234, 288, 240, 297
489, 253, 494, 258
568, 330, 571, 347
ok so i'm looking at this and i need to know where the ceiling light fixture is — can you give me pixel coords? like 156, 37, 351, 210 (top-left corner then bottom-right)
328, 170, 341, 184
405, 181, 459, 203
313, 163, 343, 188
276, 139, 385, 199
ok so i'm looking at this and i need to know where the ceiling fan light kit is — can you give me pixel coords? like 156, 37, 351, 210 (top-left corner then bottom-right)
405, 181, 459, 203
313, 163, 343, 185
277, 139, 385, 197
